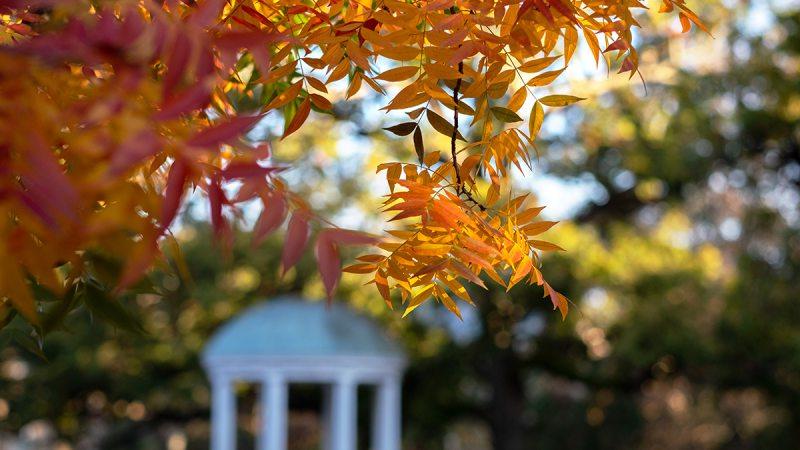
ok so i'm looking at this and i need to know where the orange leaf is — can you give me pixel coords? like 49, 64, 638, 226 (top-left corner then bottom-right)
282, 98, 311, 139
375, 66, 420, 82
266, 80, 303, 111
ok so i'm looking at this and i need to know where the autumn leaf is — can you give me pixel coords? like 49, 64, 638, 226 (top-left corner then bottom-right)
528, 68, 566, 87
490, 106, 524, 123
160, 159, 189, 231
281, 212, 310, 274
282, 98, 311, 139
266, 81, 303, 111
522, 221, 558, 236
427, 109, 466, 141
384, 122, 418, 136
0, 0, 707, 331
315, 233, 341, 302
413, 127, 425, 164
539, 95, 586, 107
253, 193, 287, 247
187, 114, 264, 148
375, 66, 419, 82
524, 105, 544, 145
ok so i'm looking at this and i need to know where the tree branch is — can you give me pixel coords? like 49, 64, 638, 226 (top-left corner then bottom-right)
451, 59, 486, 211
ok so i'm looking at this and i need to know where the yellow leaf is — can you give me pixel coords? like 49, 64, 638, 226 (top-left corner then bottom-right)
508, 257, 532, 291
516, 206, 546, 224
403, 283, 434, 317
375, 66, 420, 82
506, 86, 527, 112
518, 56, 560, 73
379, 46, 419, 61
343, 263, 377, 274
522, 221, 558, 236
423, 150, 440, 166
437, 286, 462, 320
441, 276, 474, 305
415, 243, 452, 257
539, 95, 586, 107
529, 101, 544, 138
423, 62, 463, 80
527, 68, 565, 87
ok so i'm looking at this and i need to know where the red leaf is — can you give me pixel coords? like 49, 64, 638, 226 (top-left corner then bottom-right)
160, 159, 189, 231
286, 5, 309, 14
254, 143, 271, 159
532, 0, 555, 25
550, 0, 580, 25
222, 161, 281, 180
240, 5, 272, 26
8, 23, 36, 36
618, 57, 635, 74
18, 135, 79, 228
252, 193, 287, 247
232, 179, 261, 203
162, 33, 191, 95
188, 0, 227, 28
250, 45, 272, 79
315, 232, 341, 302
207, 175, 227, 237
280, 211, 310, 274
186, 114, 264, 148
604, 39, 629, 53
154, 80, 213, 121
108, 130, 161, 177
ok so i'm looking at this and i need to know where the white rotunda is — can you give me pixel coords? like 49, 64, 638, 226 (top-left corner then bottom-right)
202, 295, 406, 450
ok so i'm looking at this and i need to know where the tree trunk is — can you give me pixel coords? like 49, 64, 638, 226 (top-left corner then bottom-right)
484, 353, 528, 450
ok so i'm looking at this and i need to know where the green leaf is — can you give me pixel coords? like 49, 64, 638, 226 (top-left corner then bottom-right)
40, 284, 80, 335
383, 121, 418, 136
490, 106, 523, 123
11, 330, 48, 361
81, 283, 145, 334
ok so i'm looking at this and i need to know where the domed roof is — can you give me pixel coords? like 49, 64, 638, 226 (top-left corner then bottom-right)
203, 295, 404, 360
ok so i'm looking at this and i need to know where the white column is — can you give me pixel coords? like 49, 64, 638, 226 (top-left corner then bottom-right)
331, 376, 357, 450
321, 384, 333, 450
372, 375, 401, 450
211, 374, 236, 450
259, 373, 288, 450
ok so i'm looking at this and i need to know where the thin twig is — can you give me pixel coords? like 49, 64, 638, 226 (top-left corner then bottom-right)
450, 59, 486, 211
451, 62, 463, 186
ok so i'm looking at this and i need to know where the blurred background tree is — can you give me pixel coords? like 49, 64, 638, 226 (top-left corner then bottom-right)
2, 1, 800, 449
